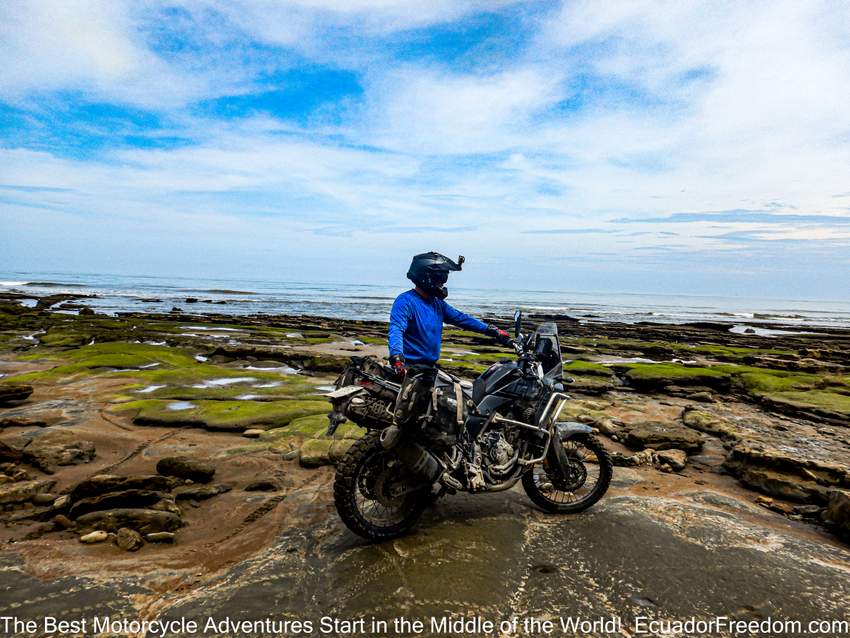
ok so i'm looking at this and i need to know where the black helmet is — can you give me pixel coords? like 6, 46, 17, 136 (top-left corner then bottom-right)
406, 252, 465, 299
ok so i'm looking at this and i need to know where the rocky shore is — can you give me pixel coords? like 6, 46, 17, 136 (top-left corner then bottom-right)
1, 292, 849, 635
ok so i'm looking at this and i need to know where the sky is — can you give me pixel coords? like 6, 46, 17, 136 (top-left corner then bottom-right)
1, 0, 849, 300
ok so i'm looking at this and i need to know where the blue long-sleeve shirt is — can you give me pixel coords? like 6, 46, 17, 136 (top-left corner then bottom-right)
388, 289, 488, 364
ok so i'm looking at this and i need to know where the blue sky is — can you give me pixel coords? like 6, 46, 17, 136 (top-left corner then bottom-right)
1, 0, 849, 300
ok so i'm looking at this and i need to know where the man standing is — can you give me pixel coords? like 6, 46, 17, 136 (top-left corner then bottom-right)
388, 252, 510, 428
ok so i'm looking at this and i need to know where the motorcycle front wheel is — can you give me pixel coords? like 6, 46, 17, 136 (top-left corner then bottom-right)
522, 433, 613, 513
333, 431, 431, 541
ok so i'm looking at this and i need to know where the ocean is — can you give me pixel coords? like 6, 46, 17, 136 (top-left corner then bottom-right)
2, 271, 849, 329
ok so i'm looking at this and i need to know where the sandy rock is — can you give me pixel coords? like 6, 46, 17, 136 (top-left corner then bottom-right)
244, 479, 279, 492
0, 417, 47, 429
688, 391, 715, 403
75, 508, 183, 534
20, 429, 96, 473
53, 494, 70, 509
611, 449, 655, 467
79, 530, 108, 544
793, 504, 823, 518
70, 474, 174, 501
69, 489, 174, 519
594, 418, 620, 436
656, 449, 688, 471
735, 466, 826, 503
624, 422, 704, 452
156, 457, 215, 483
0, 383, 33, 404
32, 492, 57, 506
242, 429, 264, 438
299, 439, 331, 468
722, 445, 841, 504
51, 514, 75, 530
0, 441, 24, 463
173, 483, 231, 501
0, 479, 56, 505
681, 407, 739, 440
115, 527, 144, 551
145, 531, 175, 543
823, 489, 850, 539
151, 497, 182, 515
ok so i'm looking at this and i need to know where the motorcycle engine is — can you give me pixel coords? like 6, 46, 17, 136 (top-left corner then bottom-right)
482, 431, 515, 472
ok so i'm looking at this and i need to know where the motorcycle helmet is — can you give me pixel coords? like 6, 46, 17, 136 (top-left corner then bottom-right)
406, 252, 465, 299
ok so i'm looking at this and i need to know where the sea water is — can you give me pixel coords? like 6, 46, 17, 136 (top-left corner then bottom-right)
1, 271, 849, 327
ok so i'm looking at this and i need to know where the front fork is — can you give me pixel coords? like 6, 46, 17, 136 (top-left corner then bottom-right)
543, 421, 594, 483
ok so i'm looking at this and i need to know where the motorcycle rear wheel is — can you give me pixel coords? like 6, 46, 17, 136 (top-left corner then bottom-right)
334, 431, 431, 541
522, 433, 612, 513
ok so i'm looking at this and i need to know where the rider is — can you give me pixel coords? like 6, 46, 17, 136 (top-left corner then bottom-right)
388, 252, 511, 429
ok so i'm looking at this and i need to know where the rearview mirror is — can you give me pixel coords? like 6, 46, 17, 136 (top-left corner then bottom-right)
513, 309, 522, 338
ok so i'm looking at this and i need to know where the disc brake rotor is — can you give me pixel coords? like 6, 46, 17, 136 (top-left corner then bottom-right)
550, 454, 588, 492
372, 464, 410, 507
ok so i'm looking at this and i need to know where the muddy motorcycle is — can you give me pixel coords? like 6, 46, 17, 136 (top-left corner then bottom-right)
325, 311, 612, 541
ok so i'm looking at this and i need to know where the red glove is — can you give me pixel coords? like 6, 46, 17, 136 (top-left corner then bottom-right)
389, 354, 407, 378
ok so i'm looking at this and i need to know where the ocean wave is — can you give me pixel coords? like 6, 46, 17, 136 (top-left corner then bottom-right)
23, 281, 87, 288
0, 281, 29, 287
178, 288, 258, 295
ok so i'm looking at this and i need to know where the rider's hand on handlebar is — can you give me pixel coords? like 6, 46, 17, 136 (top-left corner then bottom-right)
389, 354, 407, 379
485, 324, 512, 346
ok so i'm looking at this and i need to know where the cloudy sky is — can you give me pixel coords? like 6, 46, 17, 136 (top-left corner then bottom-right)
1, 1, 849, 299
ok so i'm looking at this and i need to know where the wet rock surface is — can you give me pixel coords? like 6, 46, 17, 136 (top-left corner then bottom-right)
0, 383, 33, 404
156, 456, 216, 483
623, 421, 704, 452
0, 301, 848, 631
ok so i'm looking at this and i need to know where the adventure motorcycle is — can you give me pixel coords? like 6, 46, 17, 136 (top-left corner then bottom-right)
325, 311, 613, 541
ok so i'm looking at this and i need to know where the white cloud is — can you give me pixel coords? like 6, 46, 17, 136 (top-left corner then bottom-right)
2, 0, 850, 296
0, 1, 212, 107
363, 66, 565, 154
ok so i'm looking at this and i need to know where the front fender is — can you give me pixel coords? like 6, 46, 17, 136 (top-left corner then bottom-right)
555, 421, 593, 441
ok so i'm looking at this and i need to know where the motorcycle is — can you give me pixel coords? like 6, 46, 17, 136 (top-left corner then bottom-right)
325, 310, 612, 541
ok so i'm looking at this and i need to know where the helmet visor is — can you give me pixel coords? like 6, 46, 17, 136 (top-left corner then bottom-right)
430, 270, 449, 285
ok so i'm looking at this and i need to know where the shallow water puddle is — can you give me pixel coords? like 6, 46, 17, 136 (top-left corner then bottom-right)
194, 355, 208, 362
167, 401, 195, 411
244, 365, 298, 374
191, 377, 257, 388
236, 394, 261, 400
594, 356, 660, 364
145, 340, 167, 346
253, 381, 281, 388
314, 385, 336, 392
730, 324, 816, 337
136, 385, 166, 394
181, 326, 243, 332
139, 362, 160, 369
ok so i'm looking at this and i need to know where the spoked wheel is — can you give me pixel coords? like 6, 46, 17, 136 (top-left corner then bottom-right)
334, 431, 431, 541
522, 434, 612, 513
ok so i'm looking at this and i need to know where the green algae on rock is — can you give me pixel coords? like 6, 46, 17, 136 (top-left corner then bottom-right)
109, 398, 330, 431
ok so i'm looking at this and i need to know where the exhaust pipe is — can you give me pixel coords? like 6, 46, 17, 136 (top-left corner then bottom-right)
380, 426, 442, 483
